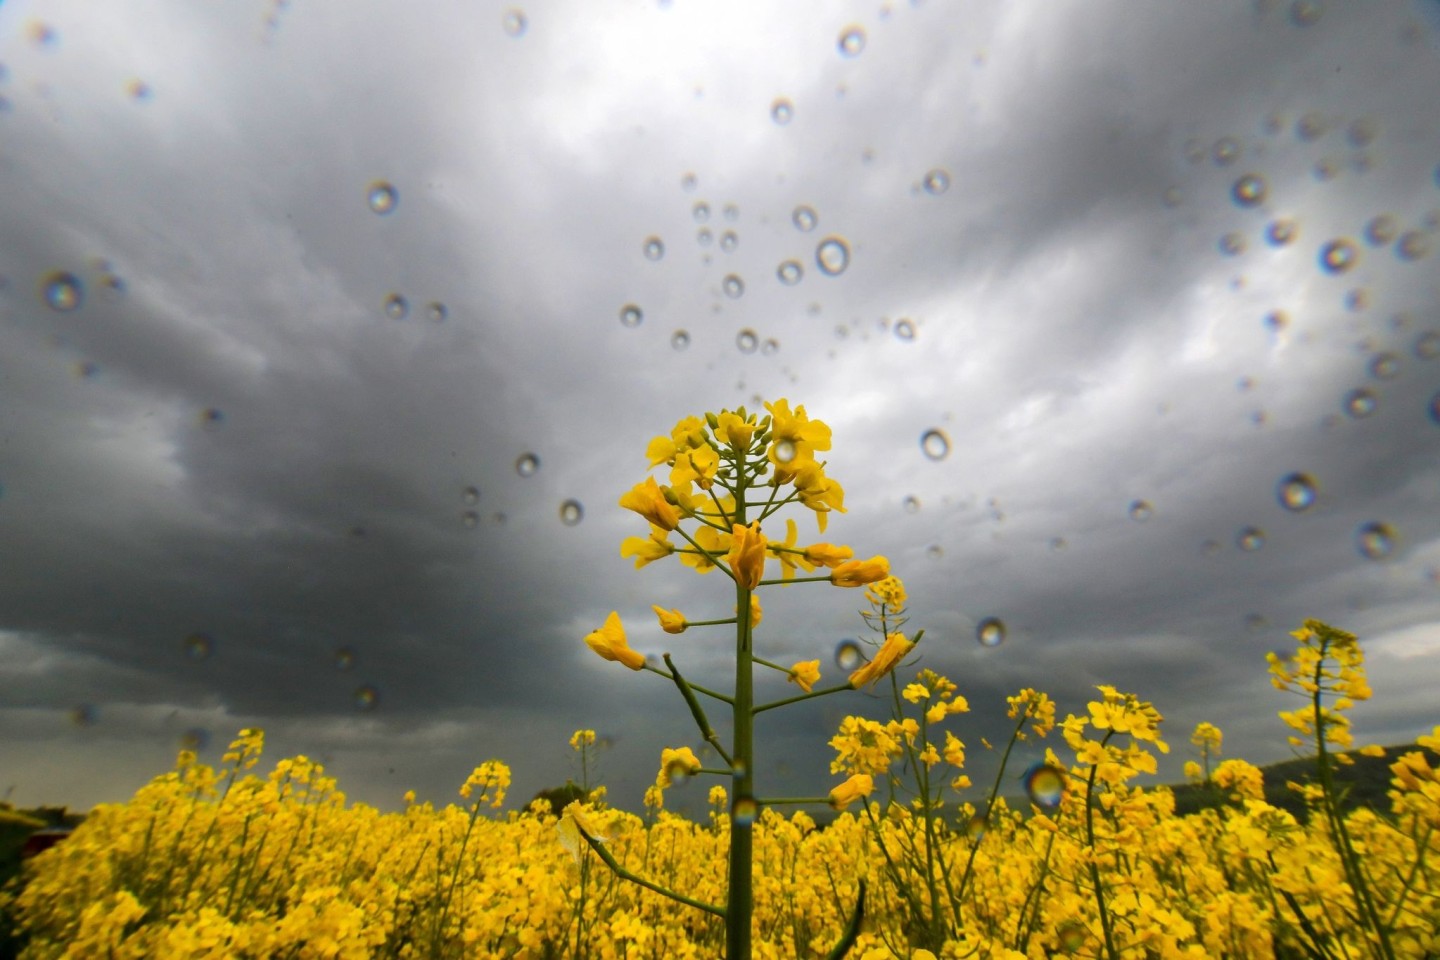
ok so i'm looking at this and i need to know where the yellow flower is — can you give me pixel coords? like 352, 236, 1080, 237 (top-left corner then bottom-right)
657, 746, 702, 787
459, 760, 511, 807
671, 444, 719, 490
584, 611, 645, 670
830, 556, 890, 587
744, 593, 763, 626
680, 524, 730, 574
803, 541, 854, 568
619, 476, 679, 531
727, 521, 767, 589
557, 801, 607, 864
620, 525, 675, 568
652, 605, 687, 634
828, 773, 874, 810
773, 519, 818, 580
570, 729, 597, 750
792, 460, 846, 531
902, 682, 930, 704
848, 632, 915, 688
715, 410, 757, 450
1359, 743, 1386, 758
788, 659, 820, 693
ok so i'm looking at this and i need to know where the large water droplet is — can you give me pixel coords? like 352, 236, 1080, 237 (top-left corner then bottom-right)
643, 236, 665, 261
976, 617, 1006, 648
41, 271, 83, 311
367, 182, 398, 214
1237, 526, 1266, 551
776, 260, 803, 285
559, 499, 584, 526
774, 439, 797, 463
1276, 473, 1318, 512
792, 206, 818, 232
1356, 521, 1397, 560
1128, 500, 1154, 522
922, 169, 951, 195
816, 237, 851, 276
919, 428, 950, 461
1319, 239, 1358, 274
1232, 173, 1267, 207
770, 98, 794, 125
1343, 388, 1378, 419
671, 330, 690, 351
665, 756, 695, 787
722, 275, 745, 299
1266, 218, 1298, 247
838, 25, 866, 56
835, 639, 862, 670
736, 329, 758, 354
515, 453, 540, 477
1022, 763, 1065, 808
732, 796, 758, 826
619, 304, 643, 328
384, 293, 409, 319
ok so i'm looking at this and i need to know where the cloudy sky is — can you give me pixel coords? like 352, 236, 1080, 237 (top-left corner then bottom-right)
1, 0, 1438, 819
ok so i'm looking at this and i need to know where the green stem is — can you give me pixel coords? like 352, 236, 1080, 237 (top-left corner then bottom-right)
578, 830, 726, 918
753, 683, 853, 714
1084, 732, 1119, 960
728, 477, 754, 960
663, 654, 735, 767
643, 663, 734, 704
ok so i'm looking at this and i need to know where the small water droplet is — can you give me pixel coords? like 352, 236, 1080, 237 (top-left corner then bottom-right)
1290, 0, 1321, 26
462, 485, 480, 505
902, 495, 920, 514
776, 260, 803, 285
427, 302, 448, 323
71, 704, 97, 727
919, 428, 950, 461
1313, 157, 1340, 182
1264, 310, 1289, 332
816, 236, 851, 276
722, 274, 745, 299
1219, 233, 1246, 256
893, 318, 915, 341
127, 78, 152, 101
643, 236, 665, 261
559, 499, 584, 526
838, 25, 866, 56
965, 814, 986, 840
461, 510, 480, 528
922, 169, 951, 195
1023, 763, 1065, 808
693, 201, 711, 223
723, 203, 739, 222
1162, 186, 1183, 207
1128, 500, 1154, 522
1343, 388, 1378, 418
41, 271, 83, 311
1232, 173, 1267, 207
770, 98, 794, 125
696, 227, 713, 246
835, 640, 862, 670
1296, 112, 1327, 141
1356, 521, 1397, 560
199, 408, 224, 431
515, 453, 539, 477
502, 8, 527, 36
1397, 231, 1432, 261
976, 617, 1006, 648
927, 544, 944, 560
736, 329, 758, 353
367, 181, 398, 214
671, 330, 690, 351
1057, 921, 1086, 951
1364, 214, 1398, 247
792, 206, 818, 232
720, 230, 738, 252
1266, 218, 1298, 246
1319, 239, 1358, 274
1429, 391, 1440, 424
1414, 331, 1440, 360
681, 172, 698, 192
384, 293, 409, 319
1237, 526, 1266, 551
1369, 352, 1400, 380
760, 338, 779, 355
355, 684, 380, 710
335, 647, 355, 670
184, 632, 213, 660
1212, 137, 1241, 166
732, 796, 758, 825
619, 304, 643, 328
1276, 473, 1318, 512
179, 728, 211, 753
1347, 117, 1378, 147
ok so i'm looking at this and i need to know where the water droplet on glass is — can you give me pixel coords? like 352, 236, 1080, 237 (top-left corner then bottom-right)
793, 206, 818, 232
722, 274, 745, 299
462, 485, 480, 505
41, 271, 83, 311
770, 98, 794, 125
736, 329, 758, 353
922, 169, 951, 195
461, 510, 480, 528
1162, 186, 1183, 208
1236, 526, 1266, 551
1313, 158, 1340, 182
671, 330, 690, 351
696, 227, 713, 246
1343, 388, 1377, 418
199, 408, 224, 431
71, 704, 97, 727
1264, 310, 1289, 332
427, 302, 448, 323
722, 203, 739, 222
774, 439, 797, 463
1364, 214, 1398, 247
502, 8, 527, 36
976, 617, 1006, 648
919, 428, 950, 461
1296, 112, 1327, 141
732, 796, 758, 826
1128, 500, 1153, 522
384, 293, 409, 320
515, 453, 540, 477
1369, 352, 1400, 380
643, 236, 665, 261
681, 172, 698, 192
367, 181, 398, 214
1429, 391, 1440, 425
838, 25, 866, 56
184, 632, 213, 660
926, 544, 944, 560
335, 647, 355, 670
619, 304, 643, 328
1397, 231, 1432, 261
816, 237, 851, 276
1356, 521, 1397, 560
1212, 137, 1241, 166
720, 230, 738, 252
1219, 233, 1246, 256
1232, 173, 1267, 207
1290, 0, 1321, 26
902, 495, 920, 514
1319, 239, 1358, 274
665, 757, 695, 787
834, 639, 863, 671
355, 685, 380, 710
1023, 763, 1065, 808
1347, 117, 1378, 147
1414, 331, 1440, 360
1276, 473, 1318, 512
179, 728, 211, 753
776, 260, 803, 285
559, 499, 584, 526
693, 201, 711, 223
1057, 921, 1086, 951
965, 814, 986, 840
893, 318, 916, 341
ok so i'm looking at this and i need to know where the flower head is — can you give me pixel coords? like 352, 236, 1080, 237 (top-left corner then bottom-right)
619, 476, 679, 531
652, 606, 687, 634
788, 659, 821, 693
727, 521, 767, 590
848, 632, 914, 688
828, 774, 874, 810
620, 525, 675, 569
584, 612, 645, 670
657, 746, 702, 788
830, 556, 890, 588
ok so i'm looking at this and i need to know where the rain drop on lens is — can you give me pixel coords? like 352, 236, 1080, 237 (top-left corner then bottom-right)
1231, 173, 1267, 207
1290, 1, 1321, 27
71, 705, 97, 727
1415, 331, 1440, 360
665, 758, 694, 787
1212, 137, 1241, 166
894, 319, 915, 340
1219, 233, 1246, 256
837, 25, 865, 56
427, 302, 447, 323
770, 98, 794, 125
1266, 219, 1298, 246
965, 814, 987, 840
815, 236, 851, 276
777, 260, 803, 285
922, 169, 951, 195
559, 499, 583, 526
722, 274, 744, 299
1022, 763, 1065, 808
1397, 231, 1432, 261
1343, 388, 1377, 419
902, 495, 920, 514
1319, 239, 1358, 274
643, 237, 665, 261
760, 338, 778, 355
619, 304, 643, 328
792, 206, 818, 232
1370, 353, 1400, 380
355, 685, 380, 710
367, 181, 398, 214
335, 647, 355, 670
1276, 473, 1318, 512
1365, 215, 1398, 247
1128, 500, 1153, 522
199, 408, 224, 431
1237, 526, 1266, 551
976, 617, 1006, 648
462, 485, 480, 505
515, 453, 539, 477
501, 8, 527, 36
41, 271, 83, 311
732, 797, 758, 826
720, 230, 738, 252
919, 428, 950, 461
1058, 921, 1086, 951
184, 633, 213, 660
384, 293, 408, 319
834, 640, 862, 670
671, 330, 690, 351
461, 510, 479, 528
1356, 522, 1397, 560
774, 439, 797, 463
736, 329, 758, 353
696, 227, 713, 247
